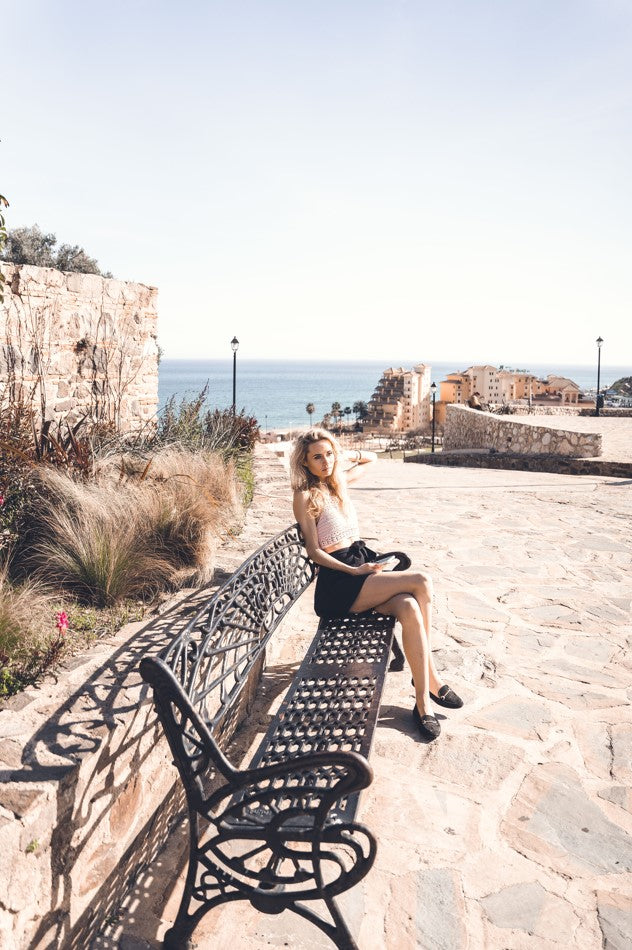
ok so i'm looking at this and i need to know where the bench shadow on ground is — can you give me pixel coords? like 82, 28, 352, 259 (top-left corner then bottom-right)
94, 657, 304, 948
5, 574, 298, 950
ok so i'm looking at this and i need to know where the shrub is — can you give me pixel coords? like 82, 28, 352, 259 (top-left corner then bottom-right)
0, 392, 106, 557
18, 471, 173, 606
153, 387, 259, 456
0, 567, 64, 696
1, 223, 112, 276
100, 445, 243, 575
15, 448, 243, 606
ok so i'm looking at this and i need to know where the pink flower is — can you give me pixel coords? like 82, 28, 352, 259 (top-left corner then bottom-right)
55, 610, 69, 635
0, 494, 5, 506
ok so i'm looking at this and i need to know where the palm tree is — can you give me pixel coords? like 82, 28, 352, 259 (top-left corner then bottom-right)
344, 406, 352, 426
306, 402, 315, 425
353, 400, 368, 421
330, 402, 342, 430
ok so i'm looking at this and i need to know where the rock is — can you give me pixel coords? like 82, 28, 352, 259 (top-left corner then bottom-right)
597, 893, 632, 949
383, 868, 467, 950
609, 724, 632, 786
480, 880, 579, 938
573, 720, 615, 781
598, 786, 632, 814
423, 733, 524, 793
468, 697, 553, 740
503, 763, 632, 875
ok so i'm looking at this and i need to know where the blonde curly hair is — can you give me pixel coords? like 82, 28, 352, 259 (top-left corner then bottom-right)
289, 428, 347, 519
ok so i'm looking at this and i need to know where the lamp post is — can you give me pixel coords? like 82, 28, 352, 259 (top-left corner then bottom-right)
595, 336, 603, 417
430, 382, 437, 454
231, 336, 239, 414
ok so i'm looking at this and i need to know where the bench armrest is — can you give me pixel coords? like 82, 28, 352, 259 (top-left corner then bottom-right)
200, 748, 376, 903
203, 747, 372, 830
239, 747, 373, 800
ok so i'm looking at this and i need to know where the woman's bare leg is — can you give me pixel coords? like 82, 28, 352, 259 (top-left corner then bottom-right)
350, 570, 446, 695
361, 591, 433, 716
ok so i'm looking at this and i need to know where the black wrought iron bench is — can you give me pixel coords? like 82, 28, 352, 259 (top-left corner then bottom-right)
140, 524, 406, 950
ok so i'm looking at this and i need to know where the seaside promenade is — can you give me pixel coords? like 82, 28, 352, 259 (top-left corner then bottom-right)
107, 451, 632, 949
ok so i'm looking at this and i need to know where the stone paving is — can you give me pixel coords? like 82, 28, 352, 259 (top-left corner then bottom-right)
105, 457, 632, 950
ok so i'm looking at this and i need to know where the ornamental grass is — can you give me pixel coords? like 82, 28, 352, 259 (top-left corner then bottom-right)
15, 448, 243, 607
0, 566, 64, 696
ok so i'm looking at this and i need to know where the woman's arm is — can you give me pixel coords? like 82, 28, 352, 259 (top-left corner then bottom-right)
343, 448, 378, 484
293, 490, 380, 575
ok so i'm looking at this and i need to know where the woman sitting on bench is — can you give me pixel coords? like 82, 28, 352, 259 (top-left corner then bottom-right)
291, 427, 463, 742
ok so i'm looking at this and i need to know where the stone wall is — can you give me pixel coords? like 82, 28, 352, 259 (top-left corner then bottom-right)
0, 263, 159, 431
405, 450, 632, 478
443, 404, 602, 457
0, 449, 296, 950
492, 405, 632, 418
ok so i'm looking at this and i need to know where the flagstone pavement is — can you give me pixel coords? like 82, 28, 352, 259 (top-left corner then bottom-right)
103, 456, 632, 950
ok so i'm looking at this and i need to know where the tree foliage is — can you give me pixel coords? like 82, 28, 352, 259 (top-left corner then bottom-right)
611, 376, 632, 396
1, 224, 112, 277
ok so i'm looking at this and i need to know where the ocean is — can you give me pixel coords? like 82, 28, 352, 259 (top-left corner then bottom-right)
158, 359, 631, 431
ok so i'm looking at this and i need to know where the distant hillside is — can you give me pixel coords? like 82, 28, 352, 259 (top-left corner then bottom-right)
611, 376, 632, 395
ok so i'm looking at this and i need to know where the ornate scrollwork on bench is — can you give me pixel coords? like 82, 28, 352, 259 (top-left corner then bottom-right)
140, 524, 397, 950
160, 523, 314, 729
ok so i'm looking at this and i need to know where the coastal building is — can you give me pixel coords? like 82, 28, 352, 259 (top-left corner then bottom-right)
436, 365, 584, 416
364, 363, 431, 432
462, 365, 503, 403
533, 375, 581, 404
439, 372, 471, 405
497, 369, 538, 402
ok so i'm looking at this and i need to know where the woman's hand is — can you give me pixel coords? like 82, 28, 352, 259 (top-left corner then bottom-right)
345, 449, 378, 484
350, 562, 383, 576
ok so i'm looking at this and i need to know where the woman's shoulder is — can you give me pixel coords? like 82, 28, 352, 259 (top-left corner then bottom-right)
293, 487, 314, 512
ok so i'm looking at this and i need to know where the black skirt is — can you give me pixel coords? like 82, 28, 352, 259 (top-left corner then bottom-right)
313, 540, 411, 619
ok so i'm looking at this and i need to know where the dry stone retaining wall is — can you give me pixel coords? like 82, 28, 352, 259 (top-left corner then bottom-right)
0, 263, 159, 431
443, 404, 601, 458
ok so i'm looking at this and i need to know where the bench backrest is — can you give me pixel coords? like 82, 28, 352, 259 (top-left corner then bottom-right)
157, 523, 314, 734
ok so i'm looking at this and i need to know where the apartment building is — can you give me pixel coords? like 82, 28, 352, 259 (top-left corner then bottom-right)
497, 369, 538, 402
439, 372, 471, 405
365, 363, 431, 432
462, 365, 503, 403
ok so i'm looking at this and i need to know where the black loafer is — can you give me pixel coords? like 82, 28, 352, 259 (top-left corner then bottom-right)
430, 685, 463, 709
412, 704, 441, 740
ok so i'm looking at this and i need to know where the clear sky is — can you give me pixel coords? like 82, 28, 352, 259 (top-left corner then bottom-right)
2, 0, 631, 366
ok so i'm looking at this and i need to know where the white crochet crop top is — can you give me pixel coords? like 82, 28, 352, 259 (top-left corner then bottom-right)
316, 492, 359, 548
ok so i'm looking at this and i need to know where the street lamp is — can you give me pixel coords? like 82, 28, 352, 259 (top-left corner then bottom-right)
430, 382, 437, 454
231, 336, 239, 414
595, 336, 603, 417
